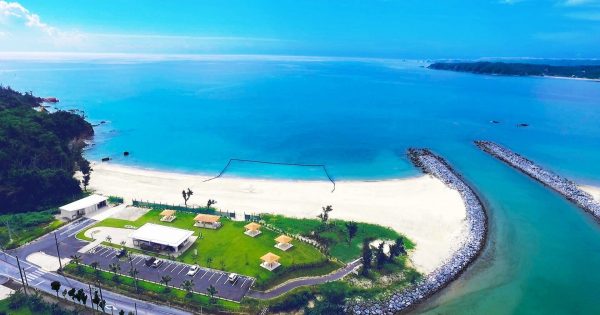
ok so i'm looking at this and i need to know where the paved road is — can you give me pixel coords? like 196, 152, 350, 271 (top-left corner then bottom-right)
247, 258, 362, 299
83, 245, 253, 302
0, 252, 191, 315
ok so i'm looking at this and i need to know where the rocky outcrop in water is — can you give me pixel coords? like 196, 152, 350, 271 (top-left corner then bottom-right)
345, 149, 488, 314
476, 140, 600, 220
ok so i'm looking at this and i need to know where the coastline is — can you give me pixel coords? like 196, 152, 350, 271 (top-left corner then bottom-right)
88, 161, 468, 274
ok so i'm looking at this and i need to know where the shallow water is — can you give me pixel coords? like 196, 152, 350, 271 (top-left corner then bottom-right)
1, 59, 600, 314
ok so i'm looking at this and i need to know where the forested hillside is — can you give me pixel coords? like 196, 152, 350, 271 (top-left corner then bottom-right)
0, 86, 93, 213
428, 62, 600, 79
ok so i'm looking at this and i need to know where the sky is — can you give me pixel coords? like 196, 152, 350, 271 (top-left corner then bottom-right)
0, 0, 599, 59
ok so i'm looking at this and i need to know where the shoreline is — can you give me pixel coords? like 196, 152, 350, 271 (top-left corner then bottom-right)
88, 161, 468, 274
346, 149, 487, 314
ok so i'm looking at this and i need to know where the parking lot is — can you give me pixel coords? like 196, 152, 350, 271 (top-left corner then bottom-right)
81, 245, 254, 302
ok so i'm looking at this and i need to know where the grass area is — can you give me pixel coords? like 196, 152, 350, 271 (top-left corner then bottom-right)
261, 214, 415, 262
0, 299, 36, 315
78, 210, 340, 289
63, 263, 244, 313
0, 209, 65, 249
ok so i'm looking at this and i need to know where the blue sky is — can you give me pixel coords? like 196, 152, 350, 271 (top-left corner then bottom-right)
1, 0, 599, 59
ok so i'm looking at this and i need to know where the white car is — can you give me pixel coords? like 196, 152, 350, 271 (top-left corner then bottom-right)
228, 273, 239, 283
187, 265, 200, 276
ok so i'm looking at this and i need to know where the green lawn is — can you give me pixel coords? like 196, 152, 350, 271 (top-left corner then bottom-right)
78, 210, 340, 289
261, 214, 415, 262
0, 209, 65, 249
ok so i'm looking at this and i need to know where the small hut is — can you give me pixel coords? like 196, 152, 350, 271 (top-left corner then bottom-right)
274, 235, 293, 251
244, 222, 262, 237
193, 214, 222, 229
260, 252, 281, 271
159, 209, 177, 222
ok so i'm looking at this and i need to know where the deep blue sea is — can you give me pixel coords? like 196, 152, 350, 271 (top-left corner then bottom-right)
1, 58, 600, 314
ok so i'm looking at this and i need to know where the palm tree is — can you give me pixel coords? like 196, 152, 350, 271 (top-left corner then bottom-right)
160, 275, 172, 292
317, 205, 333, 223
120, 240, 126, 247
108, 263, 121, 281
106, 235, 112, 243
61, 288, 67, 299
70, 254, 82, 272
180, 279, 194, 297
206, 284, 218, 303
50, 280, 61, 298
128, 268, 139, 292
345, 221, 358, 245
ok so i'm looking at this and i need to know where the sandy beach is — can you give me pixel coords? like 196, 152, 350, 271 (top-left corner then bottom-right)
581, 185, 600, 202
88, 162, 467, 274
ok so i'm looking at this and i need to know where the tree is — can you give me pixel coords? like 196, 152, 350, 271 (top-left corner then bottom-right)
119, 310, 125, 315
99, 299, 106, 312
345, 221, 358, 245
80, 159, 93, 192
62, 288, 67, 299
206, 257, 213, 268
376, 242, 387, 269
317, 205, 333, 223
70, 254, 82, 272
90, 261, 100, 279
128, 268, 139, 292
389, 237, 406, 259
182, 188, 193, 206
361, 238, 373, 276
76, 288, 85, 305
108, 262, 121, 281
120, 240, 126, 247
92, 291, 101, 311
105, 235, 112, 243
181, 279, 194, 297
206, 284, 218, 303
206, 199, 217, 209
68, 288, 76, 301
160, 275, 172, 292
50, 280, 61, 298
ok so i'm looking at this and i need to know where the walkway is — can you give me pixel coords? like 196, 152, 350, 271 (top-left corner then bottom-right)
247, 258, 362, 299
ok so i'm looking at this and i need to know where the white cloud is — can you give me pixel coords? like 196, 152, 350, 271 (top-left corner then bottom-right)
0, 1, 57, 36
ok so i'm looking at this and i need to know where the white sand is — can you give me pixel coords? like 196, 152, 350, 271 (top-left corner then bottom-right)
580, 185, 600, 202
88, 162, 467, 273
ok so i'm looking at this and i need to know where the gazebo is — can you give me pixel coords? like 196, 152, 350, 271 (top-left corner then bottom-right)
193, 214, 222, 229
260, 252, 281, 271
274, 235, 293, 251
159, 209, 177, 222
244, 222, 262, 237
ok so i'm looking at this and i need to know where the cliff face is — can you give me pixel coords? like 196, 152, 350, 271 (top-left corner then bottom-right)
0, 86, 94, 214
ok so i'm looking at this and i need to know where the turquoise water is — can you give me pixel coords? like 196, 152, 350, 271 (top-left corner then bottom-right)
1, 59, 600, 313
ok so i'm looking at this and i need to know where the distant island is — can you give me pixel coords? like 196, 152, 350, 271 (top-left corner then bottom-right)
428, 61, 600, 80
0, 86, 93, 213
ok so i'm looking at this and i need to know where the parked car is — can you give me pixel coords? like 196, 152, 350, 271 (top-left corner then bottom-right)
145, 257, 156, 267
187, 265, 200, 276
228, 273, 239, 283
116, 248, 127, 258
152, 259, 163, 268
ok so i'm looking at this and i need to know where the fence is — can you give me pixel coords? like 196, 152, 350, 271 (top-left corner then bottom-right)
132, 200, 236, 218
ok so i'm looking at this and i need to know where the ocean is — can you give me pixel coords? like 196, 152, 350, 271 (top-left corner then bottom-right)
1, 58, 600, 314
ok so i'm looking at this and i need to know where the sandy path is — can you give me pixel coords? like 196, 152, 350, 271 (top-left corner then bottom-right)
88, 162, 467, 273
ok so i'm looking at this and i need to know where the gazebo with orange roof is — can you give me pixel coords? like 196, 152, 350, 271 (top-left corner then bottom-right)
274, 234, 293, 251
260, 252, 281, 271
159, 209, 177, 222
244, 222, 262, 237
193, 214, 222, 229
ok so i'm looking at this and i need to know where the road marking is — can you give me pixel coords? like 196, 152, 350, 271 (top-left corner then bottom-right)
161, 262, 172, 271
208, 272, 216, 282
178, 266, 188, 275
33, 280, 45, 286
215, 273, 224, 283
199, 270, 208, 279
170, 264, 179, 272
240, 279, 248, 287
95, 247, 108, 255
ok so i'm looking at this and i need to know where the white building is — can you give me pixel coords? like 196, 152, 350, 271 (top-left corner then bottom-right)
60, 194, 108, 220
129, 223, 194, 253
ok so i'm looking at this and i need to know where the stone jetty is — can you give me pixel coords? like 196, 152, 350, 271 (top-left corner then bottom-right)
345, 149, 488, 315
476, 140, 600, 220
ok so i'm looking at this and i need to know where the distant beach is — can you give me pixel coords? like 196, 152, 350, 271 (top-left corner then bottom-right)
88, 162, 467, 274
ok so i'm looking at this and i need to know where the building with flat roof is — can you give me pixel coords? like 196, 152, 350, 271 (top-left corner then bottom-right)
60, 194, 108, 220
129, 223, 194, 253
